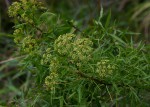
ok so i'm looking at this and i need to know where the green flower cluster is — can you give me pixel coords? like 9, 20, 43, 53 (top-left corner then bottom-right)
54, 33, 76, 55
20, 13, 34, 24
13, 28, 22, 36
45, 71, 58, 91
41, 48, 52, 65
22, 36, 37, 53
44, 57, 60, 91
8, 0, 45, 23
44, 33, 93, 90
8, 2, 21, 17
49, 57, 60, 72
96, 59, 115, 78
54, 33, 93, 64
13, 28, 23, 43
41, 48, 60, 90
71, 38, 93, 62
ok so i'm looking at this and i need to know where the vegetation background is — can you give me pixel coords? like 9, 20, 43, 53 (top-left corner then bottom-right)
0, 0, 150, 106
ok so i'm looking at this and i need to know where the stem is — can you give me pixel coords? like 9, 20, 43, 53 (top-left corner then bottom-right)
67, 21, 82, 33
75, 70, 150, 91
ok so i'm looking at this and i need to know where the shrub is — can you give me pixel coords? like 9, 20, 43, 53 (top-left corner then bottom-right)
8, 0, 150, 106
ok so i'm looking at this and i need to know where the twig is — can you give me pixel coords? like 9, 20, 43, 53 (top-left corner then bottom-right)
75, 70, 112, 86
75, 70, 150, 91
0, 55, 26, 64
67, 21, 82, 33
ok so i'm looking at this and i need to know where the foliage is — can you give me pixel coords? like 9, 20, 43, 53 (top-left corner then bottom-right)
131, 1, 150, 40
4, 0, 150, 106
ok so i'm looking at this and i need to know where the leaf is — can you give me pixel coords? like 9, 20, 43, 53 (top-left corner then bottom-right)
99, 6, 103, 22
132, 2, 150, 19
105, 9, 111, 28
78, 87, 82, 103
109, 34, 127, 45
39, 12, 56, 23
59, 96, 64, 107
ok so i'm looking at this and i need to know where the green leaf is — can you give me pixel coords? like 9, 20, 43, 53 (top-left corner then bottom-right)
109, 34, 127, 45
78, 87, 82, 104
39, 11, 56, 24
99, 6, 103, 22
105, 10, 111, 28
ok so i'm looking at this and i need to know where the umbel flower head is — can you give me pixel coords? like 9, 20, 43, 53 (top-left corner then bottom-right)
42, 52, 60, 91
49, 57, 60, 72
54, 33, 93, 63
13, 28, 23, 43
96, 59, 115, 78
45, 71, 58, 91
43, 53, 60, 91
8, 0, 45, 19
54, 33, 76, 55
22, 36, 37, 53
71, 38, 93, 62
41, 48, 52, 65
8, 2, 21, 17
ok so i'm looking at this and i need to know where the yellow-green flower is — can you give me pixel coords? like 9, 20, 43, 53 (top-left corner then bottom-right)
22, 36, 37, 53
49, 57, 60, 72
54, 33, 93, 66
70, 38, 93, 62
45, 71, 58, 91
96, 59, 115, 78
54, 33, 75, 55
41, 48, 52, 65
8, 2, 21, 17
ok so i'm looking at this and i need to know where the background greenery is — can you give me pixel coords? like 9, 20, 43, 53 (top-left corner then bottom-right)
0, 0, 150, 106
